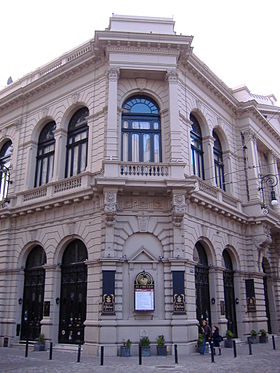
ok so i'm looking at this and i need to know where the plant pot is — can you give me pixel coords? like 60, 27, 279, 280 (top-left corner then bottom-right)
34, 343, 45, 351
157, 345, 167, 356
224, 339, 233, 348
141, 346, 151, 356
120, 346, 131, 357
247, 336, 258, 344
259, 335, 268, 343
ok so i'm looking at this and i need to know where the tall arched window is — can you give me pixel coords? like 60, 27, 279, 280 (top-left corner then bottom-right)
121, 96, 161, 162
223, 249, 237, 336
59, 240, 88, 344
213, 131, 225, 190
21, 246, 46, 341
65, 107, 89, 177
35, 121, 56, 187
190, 114, 204, 178
0, 140, 12, 202
194, 242, 211, 324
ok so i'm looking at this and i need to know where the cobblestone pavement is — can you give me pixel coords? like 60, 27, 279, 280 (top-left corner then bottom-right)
1, 340, 280, 373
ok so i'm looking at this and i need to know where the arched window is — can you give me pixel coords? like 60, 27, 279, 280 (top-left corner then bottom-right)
35, 121, 56, 187
59, 240, 88, 344
65, 107, 89, 177
190, 114, 204, 178
213, 131, 225, 190
121, 96, 161, 162
21, 246, 46, 341
0, 140, 12, 202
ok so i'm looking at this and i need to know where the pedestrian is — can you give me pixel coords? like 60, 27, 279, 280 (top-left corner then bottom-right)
212, 325, 222, 355
200, 319, 211, 355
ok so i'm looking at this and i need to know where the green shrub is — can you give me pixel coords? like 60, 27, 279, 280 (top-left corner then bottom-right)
156, 335, 165, 346
250, 329, 257, 337
123, 339, 131, 348
226, 330, 233, 339
140, 336, 150, 347
38, 333, 45, 344
259, 329, 267, 337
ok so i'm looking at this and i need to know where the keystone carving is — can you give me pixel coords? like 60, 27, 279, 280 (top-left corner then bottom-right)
104, 191, 117, 225
172, 193, 186, 227
108, 67, 120, 82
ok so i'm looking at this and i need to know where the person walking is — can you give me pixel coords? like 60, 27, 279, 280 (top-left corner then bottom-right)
212, 325, 222, 355
200, 319, 211, 355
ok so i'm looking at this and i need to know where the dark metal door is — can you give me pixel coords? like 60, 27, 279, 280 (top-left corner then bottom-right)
223, 270, 237, 337
263, 275, 272, 333
59, 262, 87, 344
195, 265, 211, 325
21, 267, 45, 340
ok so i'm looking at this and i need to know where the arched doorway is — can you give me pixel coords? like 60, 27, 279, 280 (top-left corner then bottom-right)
262, 257, 272, 334
223, 249, 237, 337
195, 242, 211, 325
59, 240, 88, 344
21, 246, 46, 340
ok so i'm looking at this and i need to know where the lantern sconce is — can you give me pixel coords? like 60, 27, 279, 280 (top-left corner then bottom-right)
211, 298, 216, 305
235, 298, 239, 305
56, 297, 60, 305
18, 298, 23, 305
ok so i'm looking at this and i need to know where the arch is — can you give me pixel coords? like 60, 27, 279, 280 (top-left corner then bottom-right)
65, 106, 89, 177
189, 110, 209, 138
60, 102, 90, 133
212, 125, 230, 153
52, 235, 88, 266
222, 246, 240, 271
121, 95, 161, 163
193, 238, 216, 267
31, 116, 56, 143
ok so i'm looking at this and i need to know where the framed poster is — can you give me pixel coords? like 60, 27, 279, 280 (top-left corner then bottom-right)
134, 271, 154, 312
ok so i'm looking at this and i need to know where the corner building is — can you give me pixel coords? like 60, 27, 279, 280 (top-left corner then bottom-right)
1, 15, 280, 355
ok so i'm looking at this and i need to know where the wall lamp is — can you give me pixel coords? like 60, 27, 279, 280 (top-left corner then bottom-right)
18, 298, 23, 305
235, 298, 239, 305
56, 297, 60, 305
258, 174, 278, 214
211, 298, 215, 305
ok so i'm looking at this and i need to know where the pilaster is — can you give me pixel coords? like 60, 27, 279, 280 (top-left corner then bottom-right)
106, 67, 119, 160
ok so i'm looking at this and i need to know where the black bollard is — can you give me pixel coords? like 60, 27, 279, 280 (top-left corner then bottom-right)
49, 342, 53, 360
139, 344, 142, 365
174, 344, 178, 364
100, 346, 104, 366
272, 335, 276, 350
210, 342, 215, 363
233, 340, 237, 358
25, 340, 28, 358
77, 344, 81, 363
248, 340, 252, 355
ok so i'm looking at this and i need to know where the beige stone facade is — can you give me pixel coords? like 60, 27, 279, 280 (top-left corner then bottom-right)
0, 15, 280, 355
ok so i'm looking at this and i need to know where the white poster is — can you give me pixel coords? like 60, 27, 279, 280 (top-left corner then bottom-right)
135, 289, 154, 311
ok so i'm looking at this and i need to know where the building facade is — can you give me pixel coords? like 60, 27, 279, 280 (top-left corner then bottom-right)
0, 15, 280, 355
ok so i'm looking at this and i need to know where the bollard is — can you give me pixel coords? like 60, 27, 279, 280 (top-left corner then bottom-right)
272, 335, 276, 350
49, 342, 53, 360
210, 342, 215, 363
77, 344, 81, 363
174, 344, 178, 364
100, 346, 104, 366
248, 340, 252, 355
25, 340, 28, 358
233, 340, 237, 358
139, 344, 142, 365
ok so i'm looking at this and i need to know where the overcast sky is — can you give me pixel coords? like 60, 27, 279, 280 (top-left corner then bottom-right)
1, 0, 280, 103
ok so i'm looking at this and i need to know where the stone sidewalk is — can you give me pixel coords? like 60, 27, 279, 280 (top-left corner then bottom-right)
1, 340, 280, 373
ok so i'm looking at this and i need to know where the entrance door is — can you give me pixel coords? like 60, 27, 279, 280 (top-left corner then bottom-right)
262, 258, 272, 333
21, 246, 46, 340
223, 250, 237, 337
59, 240, 87, 344
195, 242, 211, 325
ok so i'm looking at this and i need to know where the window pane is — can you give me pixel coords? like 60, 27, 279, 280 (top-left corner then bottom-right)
139, 122, 150, 130
132, 122, 140, 129
154, 135, 160, 163
143, 134, 150, 162
41, 157, 48, 184
48, 154, 54, 182
123, 121, 128, 129
80, 143, 87, 172
132, 134, 139, 162
73, 146, 79, 176
123, 133, 128, 162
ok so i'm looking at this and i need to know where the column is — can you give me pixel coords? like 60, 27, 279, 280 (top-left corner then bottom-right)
106, 67, 119, 160
24, 141, 37, 188
243, 130, 260, 203
202, 135, 215, 185
167, 69, 183, 162
53, 127, 67, 180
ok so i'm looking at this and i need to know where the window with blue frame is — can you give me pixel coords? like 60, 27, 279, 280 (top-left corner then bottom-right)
121, 96, 161, 162
0, 140, 12, 202
213, 130, 225, 190
190, 114, 204, 179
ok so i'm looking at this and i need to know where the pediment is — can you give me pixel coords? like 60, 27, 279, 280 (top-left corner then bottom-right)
130, 247, 156, 262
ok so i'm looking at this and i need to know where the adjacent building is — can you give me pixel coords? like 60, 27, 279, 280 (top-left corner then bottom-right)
0, 15, 280, 355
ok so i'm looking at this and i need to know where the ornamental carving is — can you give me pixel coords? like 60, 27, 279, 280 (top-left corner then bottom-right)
166, 69, 178, 83
108, 67, 120, 82
104, 191, 117, 224
252, 223, 272, 249
138, 215, 149, 232
172, 193, 186, 226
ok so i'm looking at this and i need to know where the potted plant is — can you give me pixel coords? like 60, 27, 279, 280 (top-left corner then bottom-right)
259, 329, 268, 343
248, 329, 258, 344
34, 333, 46, 351
139, 336, 151, 356
224, 330, 233, 348
196, 333, 204, 353
156, 335, 167, 356
120, 339, 132, 357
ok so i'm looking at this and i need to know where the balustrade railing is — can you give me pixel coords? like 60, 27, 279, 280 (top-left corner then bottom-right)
120, 163, 169, 177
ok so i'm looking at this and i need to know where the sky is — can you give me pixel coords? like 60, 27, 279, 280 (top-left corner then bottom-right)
1, 0, 280, 103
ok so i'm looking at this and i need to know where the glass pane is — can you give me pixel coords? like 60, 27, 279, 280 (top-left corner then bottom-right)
139, 122, 150, 130
123, 121, 128, 129
143, 134, 150, 162
154, 134, 160, 163
132, 134, 139, 162
80, 143, 87, 172
132, 122, 140, 129
67, 149, 72, 177
122, 133, 128, 162
154, 122, 159, 130
73, 147, 78, 176
41, 158, 48, 184
49, 154, 54, 181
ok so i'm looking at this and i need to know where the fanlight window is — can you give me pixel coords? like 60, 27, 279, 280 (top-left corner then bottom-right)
121, 96, 161, 163
35, 121, 56, 187
213, 131, 225, 190
66, 107, 89, 177
0, 140, 12, 202
190, 114, 204, 179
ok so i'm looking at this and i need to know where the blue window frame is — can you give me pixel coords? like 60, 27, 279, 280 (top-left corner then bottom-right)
213, 130, 225, 190
190, 114, 204, 179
